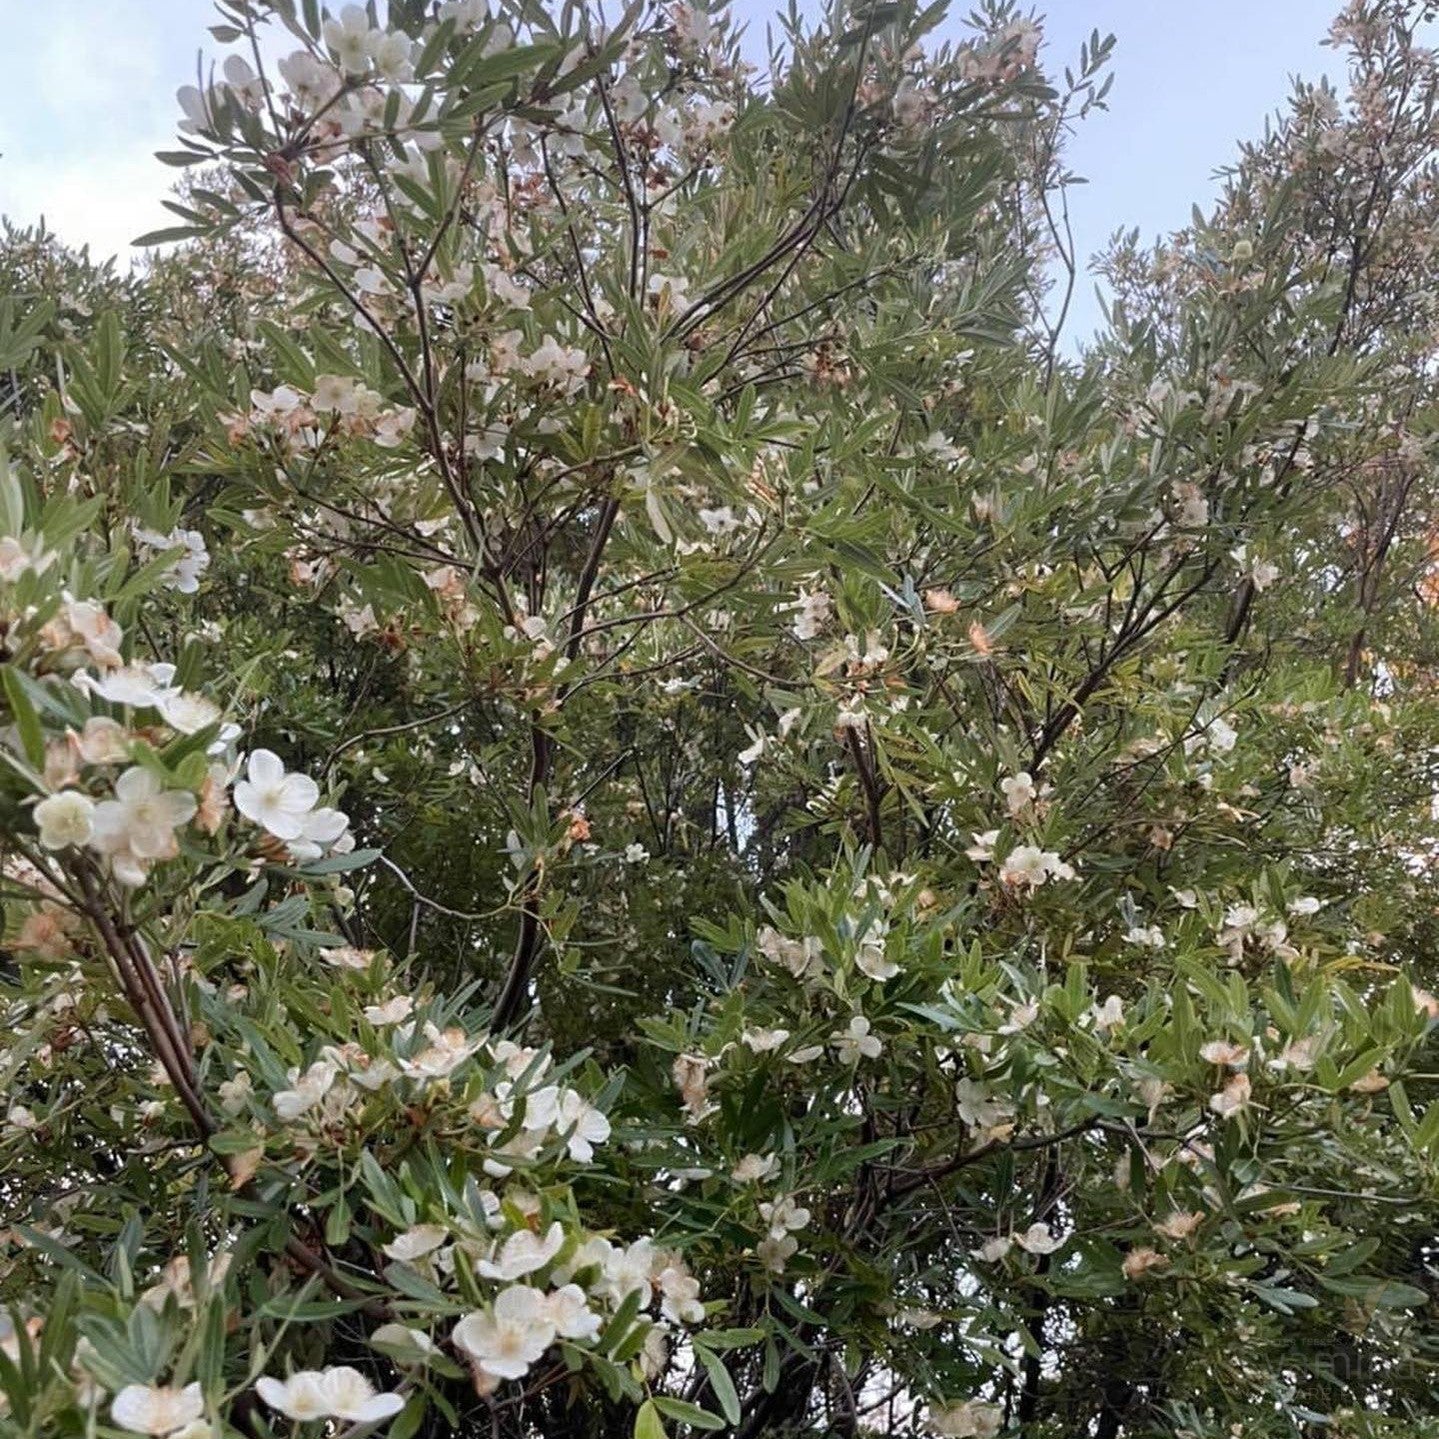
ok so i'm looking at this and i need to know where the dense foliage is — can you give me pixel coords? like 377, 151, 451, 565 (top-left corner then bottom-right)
4, 1, 1439, 1435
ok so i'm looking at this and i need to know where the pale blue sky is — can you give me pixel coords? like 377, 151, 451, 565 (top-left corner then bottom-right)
0, 0, 1343, 341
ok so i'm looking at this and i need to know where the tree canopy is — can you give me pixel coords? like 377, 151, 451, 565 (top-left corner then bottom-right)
4, 1, 1439, 1435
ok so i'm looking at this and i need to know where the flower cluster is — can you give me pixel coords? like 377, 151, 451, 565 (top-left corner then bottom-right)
130, 524, 210, 594
5, 599, 349, 886
450, 1230, 702, 1392
262, 1028, 610, 1175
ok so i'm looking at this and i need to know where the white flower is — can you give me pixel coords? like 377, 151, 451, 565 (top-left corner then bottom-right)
646, 272, 690, 313
1217, 904, 1260, 959
732, 1152, 779, 1183
1206, 716, 1238, 753
75, 716, 130, 764
311, 374, 359, 413
1288, 895, 1322, 916
609, 73, 648, 121
257, 1368, 402, 1423
111, 1384, 205, 1436
758, 1194, 811, 1237
1209, 1072, 1252, 1119
741, 1026, 790, 1053
319, 1368, 404, 1423
999, 844, 1073, 889
277, 48, 334, 107
1250, 558, 1280, 591
156, 691, 220, 736
788, 588, 832, 641
673, 1, 715, 51
592, 1237, 656, 1306
255, 1373, 329, 1422
756, 1232, 797, 1273
1124, 925, 1165, 949
368, 1323, 439, 1364
965, 829, 999, 861
398, 1023, 478, 1079
1273, 1034, 1322, 1071
756, 926, 823, 979
353, 267, 390, 298
233, 750, 321, 841
491, 1039, 552, 1081
557, 1090, 610, 1162
971, 1235, 1012, 1262
89, 767, 197, 885
77, 662, 177, 710
1000, 770, 1036, 816
1007, 846, 1053, 892
1000, 845, 1048, 887
221, 54, 264, 109
854, 924, 899, 981
0, 536, 31, 581
1199, 1039, 1250, 1068
57, 599, 125, 669
477, 1221, 565, 1281
250, 385, 305, 420
175, 83, 217, 134
672, 1052, 713, 1121
365, 995, 414, 1026
0, 534, 53, 580
930, 1398, 1002, 1438
139, 1253, 233, 1311
1170, 480, 1209, 529
998, 999, 1038, 1034
368, 29, 415, 83
523, 337, 589, 395
544, 1283, 601, 1340
273, 1060, 338, 1121
699, 505, 740, 535
374, 407, 416, 447
286, 805, 350, 862
955, 1078, 1013, 1130
1089, 995, 1126, 1033
656, 1261, 704, 1324
383, 1224, 449, 1262
1014, 1221, 1063, 1255
452, 1285, 556, 1380
217, 1072, 251, 1115
623, 842, 650, 864
832, 1015, 882, 1063
33, 791, 95, 849
323, 4, 374, 72
132, 526, 210, 595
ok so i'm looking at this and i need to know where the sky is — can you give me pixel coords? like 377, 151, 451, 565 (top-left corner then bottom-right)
0, 0, 1345, 343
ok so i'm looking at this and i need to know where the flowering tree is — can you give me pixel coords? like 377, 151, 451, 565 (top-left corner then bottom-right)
5, 1, 1439, 1436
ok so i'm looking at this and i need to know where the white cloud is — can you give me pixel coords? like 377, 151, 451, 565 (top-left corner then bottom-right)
0, 0, 197, 262
0, 148, 175, 262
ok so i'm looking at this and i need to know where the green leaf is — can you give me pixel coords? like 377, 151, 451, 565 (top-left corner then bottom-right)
1249, 1283, 1319, 1315
652, 1396, 725, 1431
0, 462, 25, 535
2, 665, 45, 769
695, 1348, 742, 1427
132, 227, 203, 247
390, 1396, 427, 1439
289, 848, 381, 875
634, 1399, 666, 1439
